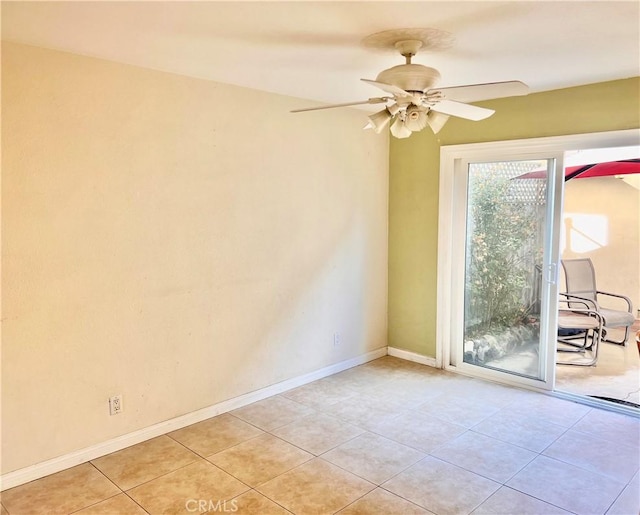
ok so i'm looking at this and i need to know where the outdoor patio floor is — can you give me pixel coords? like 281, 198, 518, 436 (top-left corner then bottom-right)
480, 324, 640, 407
556, 325, 640, 406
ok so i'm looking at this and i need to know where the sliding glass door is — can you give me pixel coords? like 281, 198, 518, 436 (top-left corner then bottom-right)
446, 155, 564, 389
461, 159, 557, 380
438, 129, 640, 393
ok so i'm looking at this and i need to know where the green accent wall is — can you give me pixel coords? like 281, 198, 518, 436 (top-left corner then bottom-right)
388, 77, 640, 357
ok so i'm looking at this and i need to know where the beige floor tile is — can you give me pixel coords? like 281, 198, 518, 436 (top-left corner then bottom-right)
128, 460, 249, 515
369, 390, 440, 410
507, 394, 591, 427
472, 486, 571, 514
1, 463, 120, 515
231, 490, 292, 514
75, 493, 148, 514
374, 371, 444, 390
506, 455, 625, 514
572, 408, 640, 449
543, 429, 640, 483
92, 435, 199, 490
270, 412, 365, 455
371, 410, 466, 453
207, 433, 313, 487
444, 378, 532, 408
607, 471, 640, 515
323, 366, 394, 392
472, 409, 568, 453
382, 456, 500, 515
281, 379, 358, 410
337, 488, 431, 514
356, 363, 420, 383
321, 393, 406, 429
363, 380, 444, 409
1, 504, 8, 515
257, 458, 374, 514
231, 396, 314, 431
168, 413, 264, 456
416, 393, 502, 428
322, 432, 425, 484
364, 355, 421, 370
431, 431, 536, 483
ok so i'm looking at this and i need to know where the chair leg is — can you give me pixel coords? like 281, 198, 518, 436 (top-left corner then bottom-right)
558, 331, 590, 350
602, 326, 630, 346
557, 328, 600, 366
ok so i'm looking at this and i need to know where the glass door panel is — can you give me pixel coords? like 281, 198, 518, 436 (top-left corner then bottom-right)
462, 159, 554, 380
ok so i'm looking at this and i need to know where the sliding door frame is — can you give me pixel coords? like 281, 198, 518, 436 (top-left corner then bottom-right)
436, 129, 640, 393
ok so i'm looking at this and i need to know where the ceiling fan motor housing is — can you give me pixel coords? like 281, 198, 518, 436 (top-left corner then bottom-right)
376, 64, 441, 92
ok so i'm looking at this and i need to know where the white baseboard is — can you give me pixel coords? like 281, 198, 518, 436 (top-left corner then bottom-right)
0, 346, 387, 491
387, 346, 438, 367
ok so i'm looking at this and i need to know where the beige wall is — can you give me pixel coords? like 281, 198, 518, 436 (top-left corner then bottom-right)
1, 42, 389, 473
389, 78, 640, 357
562, 177, 640, 312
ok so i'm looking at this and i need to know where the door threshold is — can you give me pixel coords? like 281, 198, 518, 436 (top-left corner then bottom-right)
552, 389, 640, 418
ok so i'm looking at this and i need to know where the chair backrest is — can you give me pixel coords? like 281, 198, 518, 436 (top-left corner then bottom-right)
561, 258, 597, 302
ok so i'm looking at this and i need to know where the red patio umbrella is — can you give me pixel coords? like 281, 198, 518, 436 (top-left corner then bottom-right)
566, 159, 640, 179
516, 159, 640, 181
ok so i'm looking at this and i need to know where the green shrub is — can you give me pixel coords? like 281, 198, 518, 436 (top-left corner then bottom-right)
465, 163, 544, 339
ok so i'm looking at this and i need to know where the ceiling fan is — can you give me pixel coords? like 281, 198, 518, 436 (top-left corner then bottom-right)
291, 28, 530, 138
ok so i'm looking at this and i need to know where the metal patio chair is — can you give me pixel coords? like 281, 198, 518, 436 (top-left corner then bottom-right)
557, 294, 603, 366
561, 258, 635, 345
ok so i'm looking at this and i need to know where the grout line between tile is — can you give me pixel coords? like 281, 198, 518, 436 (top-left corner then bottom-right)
230, 488, 295, 514
164, 431, 222, 460
603, 478, 636, 515
560, 423, 640, 455
117, 457, 207, 493
535, 449, 633, 486
204, 442, 315, 490
499, 483, 581, 514
64, 492, 121, 515
262, 435, 314, 457
121, 491, 152, 515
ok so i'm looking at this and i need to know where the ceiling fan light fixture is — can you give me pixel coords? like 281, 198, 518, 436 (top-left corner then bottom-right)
387, 103, 400, 116
426, 111, 450, 134
367, 108, 393, 134
404, 106, 428, 131
390, 117, 412, 139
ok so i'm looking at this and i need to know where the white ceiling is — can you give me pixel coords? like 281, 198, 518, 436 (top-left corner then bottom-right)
2, 1, 639, 109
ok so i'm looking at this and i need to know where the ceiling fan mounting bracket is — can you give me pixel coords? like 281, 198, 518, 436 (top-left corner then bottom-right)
361, 28, 455, 54
394, 40, 423, 62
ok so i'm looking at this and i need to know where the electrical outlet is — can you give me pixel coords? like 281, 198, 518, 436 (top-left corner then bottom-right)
333, 332, 341, 347
109, 395, 123, 416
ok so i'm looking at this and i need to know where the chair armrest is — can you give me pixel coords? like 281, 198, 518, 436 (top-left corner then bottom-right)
560, 292, 598, 310
558, 295, 603, 321
595, 291, 633, 313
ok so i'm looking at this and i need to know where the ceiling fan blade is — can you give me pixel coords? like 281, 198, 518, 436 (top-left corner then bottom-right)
361, 79, 411, 98
431, 100, 495, 121
291, 97, 389, 113
430, 81, 529, 103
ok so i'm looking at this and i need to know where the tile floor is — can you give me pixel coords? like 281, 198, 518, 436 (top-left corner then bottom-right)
2, 356, 639, 515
